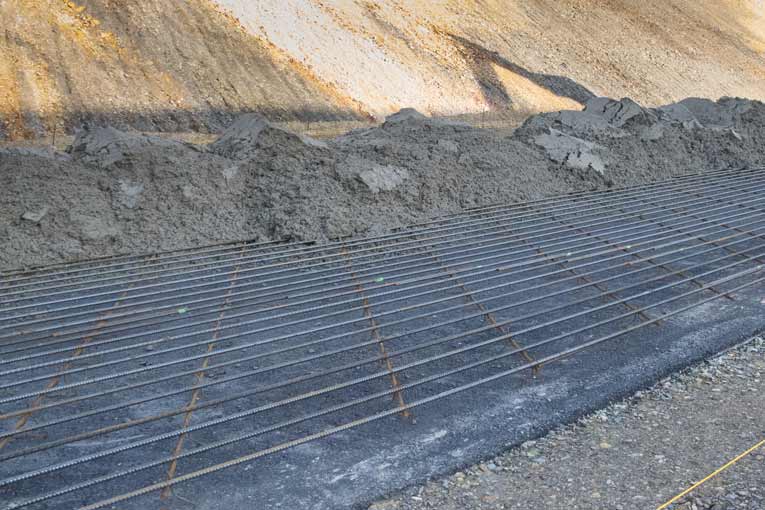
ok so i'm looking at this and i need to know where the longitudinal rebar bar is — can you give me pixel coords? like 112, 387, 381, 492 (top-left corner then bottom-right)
1, 171, 759, 361
0, 227, 760, 463
74, 273, 765, 510
1, 231, 762, 451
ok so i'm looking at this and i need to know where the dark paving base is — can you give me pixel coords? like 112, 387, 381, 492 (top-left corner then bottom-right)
6, 288, 757, 510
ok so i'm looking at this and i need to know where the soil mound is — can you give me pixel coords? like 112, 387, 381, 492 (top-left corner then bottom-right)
69, 126, 195, 167
209, 114, 327, 160
2, 97, 764, 270
516, 97, 765, 183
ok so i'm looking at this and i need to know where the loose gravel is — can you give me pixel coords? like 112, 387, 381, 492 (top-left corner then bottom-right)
370, 337, 765, 510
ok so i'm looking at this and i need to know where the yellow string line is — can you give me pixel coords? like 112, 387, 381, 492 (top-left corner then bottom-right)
656, 438, 765, 510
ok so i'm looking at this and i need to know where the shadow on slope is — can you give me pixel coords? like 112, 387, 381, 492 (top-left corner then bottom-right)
450, 34, 597, 108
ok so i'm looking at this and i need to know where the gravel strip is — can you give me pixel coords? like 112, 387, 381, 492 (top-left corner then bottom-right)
370, 337, 765, 510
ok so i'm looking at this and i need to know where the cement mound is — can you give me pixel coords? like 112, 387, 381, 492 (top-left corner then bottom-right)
584, 97, 658, 128
383, 108, 428, 125
2, 98, 764, 271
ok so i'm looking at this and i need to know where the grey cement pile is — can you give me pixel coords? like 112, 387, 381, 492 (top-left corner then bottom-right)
1, 96, 764, 271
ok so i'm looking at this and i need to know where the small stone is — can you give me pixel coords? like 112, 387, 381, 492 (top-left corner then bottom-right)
21, 206, 49, 223
368, 501, 400, 510
436, 139, 460, 154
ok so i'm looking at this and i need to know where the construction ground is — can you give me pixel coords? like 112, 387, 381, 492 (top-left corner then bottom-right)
1, 2, 765, 510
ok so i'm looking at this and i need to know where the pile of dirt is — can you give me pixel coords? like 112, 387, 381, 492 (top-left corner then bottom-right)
517, 96, 765, 184
1, 130, 248, 268
1, 96, 764, 271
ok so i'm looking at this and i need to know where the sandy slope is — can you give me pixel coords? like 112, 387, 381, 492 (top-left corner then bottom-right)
1, 0, 763, 139
218, 0, 765, 117
0, 0, 368, 139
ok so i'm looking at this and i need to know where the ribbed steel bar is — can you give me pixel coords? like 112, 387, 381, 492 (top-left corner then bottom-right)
3, 181, 763, 366
2, 207, 763, 398
678, 177, 765, 256
2, 209, 763, 408
2, 226, 761, 429
4, 170, 760, 342
433, 166, 758, 220
513, 206, 661, 325
2, 234, 760, 452
585, 187, 761, 288
5, 266, 763, 510
428, 248, 537, 364
0, 238, 280, 286
0, 285, 135, 454
534, 196, 736, 300
7, 230, 762, 428
3, 193, 764, 379
2, 261, 759, 486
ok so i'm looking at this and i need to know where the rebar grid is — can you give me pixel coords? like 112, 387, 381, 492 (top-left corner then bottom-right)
1, 168, 764, 510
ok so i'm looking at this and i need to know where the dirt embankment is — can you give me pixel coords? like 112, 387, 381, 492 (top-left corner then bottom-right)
1, 96, 764, 271
0, 0, 369, 140
2, 1, 764, 140
220, 0, 765, 118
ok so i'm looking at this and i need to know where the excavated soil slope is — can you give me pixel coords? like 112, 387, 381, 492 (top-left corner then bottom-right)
0, 0, 368, 140
1, 96, 764, 271
219, 0, 765, 118
1, 0, 764, 139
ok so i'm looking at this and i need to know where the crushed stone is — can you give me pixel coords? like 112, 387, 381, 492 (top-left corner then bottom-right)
1, 96, 764, 270
370, 337, 765, 510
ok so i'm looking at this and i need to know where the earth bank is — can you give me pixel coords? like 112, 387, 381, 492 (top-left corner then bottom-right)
2, 96, 764, 271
